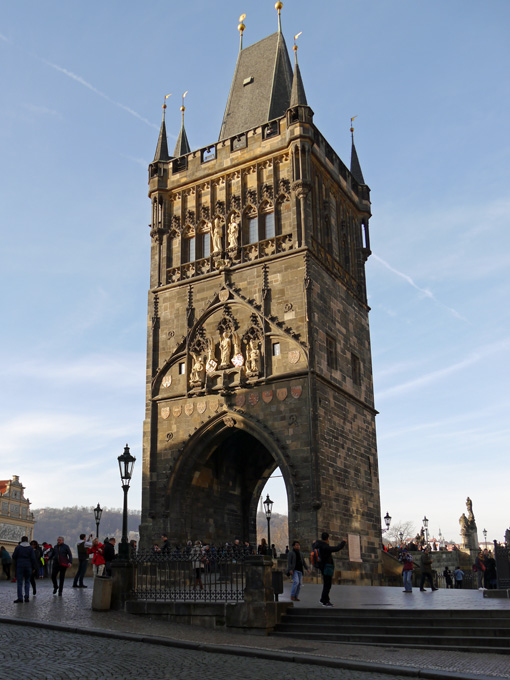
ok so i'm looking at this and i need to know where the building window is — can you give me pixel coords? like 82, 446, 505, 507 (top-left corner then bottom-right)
183, 237, 196, 263
244, 215, 258, 244
197, 233, 210, 259
272, 342, 281, 357
326, 334, 337, 370
179, 362, 186, 375
351, 352, 361, 385
262, 212, 275, 239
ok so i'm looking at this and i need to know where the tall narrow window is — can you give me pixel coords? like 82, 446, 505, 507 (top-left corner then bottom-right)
183, 237, 195, 263
244, 214, 258, 244
196, 233, 210, 259
351, 352, 361, 385
263, 212, 275, 239
326, 334, 337, 370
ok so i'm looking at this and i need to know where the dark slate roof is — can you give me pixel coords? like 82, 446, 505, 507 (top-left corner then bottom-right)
153, 116, 170, 162
219, 32, 293, 140
350, 139, 366, 185
289, 59, 307, 107
174, 119, 191, 157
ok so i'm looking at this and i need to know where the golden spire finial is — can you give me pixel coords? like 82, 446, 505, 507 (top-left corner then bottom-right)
293, 31, 302, 64
238, 13, 246, 50
162, 93, 172, 119
350, 115, 358, 139
275, 2, 283, 32
181, 91, 188, 125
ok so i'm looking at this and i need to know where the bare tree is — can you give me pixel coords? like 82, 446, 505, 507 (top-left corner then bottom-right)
386, 520, 415, 546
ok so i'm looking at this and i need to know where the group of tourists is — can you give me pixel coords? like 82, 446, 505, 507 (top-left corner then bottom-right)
399, 545, 499, 592
149, 535, 277, 559
4, 532, 118, 603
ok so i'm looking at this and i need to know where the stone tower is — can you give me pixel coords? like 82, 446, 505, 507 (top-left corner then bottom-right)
140, 10, 382, 582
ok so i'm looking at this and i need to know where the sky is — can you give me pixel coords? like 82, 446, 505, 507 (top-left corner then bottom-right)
1, 1, 509, 545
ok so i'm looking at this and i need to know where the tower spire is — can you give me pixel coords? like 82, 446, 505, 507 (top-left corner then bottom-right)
153, 93, 171, 162
289, 32, 307, 107
174, 91, 191, 157
350, 116, 366, 185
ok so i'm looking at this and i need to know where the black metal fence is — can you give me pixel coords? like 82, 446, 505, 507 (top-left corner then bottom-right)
130, 551, 246, 602
494, 542, 510, 589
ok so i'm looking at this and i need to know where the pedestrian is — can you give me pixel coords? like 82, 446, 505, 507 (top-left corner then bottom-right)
161, 534, 171, 553
89, 538, 106, 576
1, 546, 12, 580
443, 566, 454, 589
287, 540, 310, 602
454, 565, 464, 588
29, 540, 42, 596
419, 546, 438, 591
401, 549, 414, 593
12, 536, 36, 603
474, 550, 485, 590
257, 537, 269, 555
50, 536, 73, 596
312, 532, 346, 607
103, 537, 116, 576
42, 542, 53, 577
190, 540, 204, 590
485, 552, 497, 589
73, 533, 93, 588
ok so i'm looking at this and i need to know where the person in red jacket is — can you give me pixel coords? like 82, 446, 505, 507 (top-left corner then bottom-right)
89, 538, 105, 576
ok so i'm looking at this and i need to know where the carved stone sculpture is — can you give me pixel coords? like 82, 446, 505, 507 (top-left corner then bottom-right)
227, 215, 239, 249
219, 332, 231, 368
212, 216, 223, 253
459, 496, 478, 552
246, 337, 261, 376
190, 352, 205, 386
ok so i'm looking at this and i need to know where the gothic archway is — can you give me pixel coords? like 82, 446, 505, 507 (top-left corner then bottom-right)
165, 413, 292, 547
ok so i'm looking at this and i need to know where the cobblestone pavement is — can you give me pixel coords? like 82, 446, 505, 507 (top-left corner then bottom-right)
0, 621, 413, 680
1, 577, 509, 679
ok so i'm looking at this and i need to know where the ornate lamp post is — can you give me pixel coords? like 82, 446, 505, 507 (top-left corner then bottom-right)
483, 528, 487, 550
263, 494, 273, 557
422, 516, 429, 545
94, 503, 103, 539
117, 444, 136, 560
382, 512, 392, 533
399, 531, 404, 544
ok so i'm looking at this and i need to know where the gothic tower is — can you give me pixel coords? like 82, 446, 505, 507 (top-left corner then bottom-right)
141, 9, 382, 582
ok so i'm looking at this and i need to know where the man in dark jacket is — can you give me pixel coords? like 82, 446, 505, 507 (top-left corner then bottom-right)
50, 536, 73, 596
103, 537, 116, 576
287, 540, 310, 602
12, 536, 36, 603
313, 532, 346, 607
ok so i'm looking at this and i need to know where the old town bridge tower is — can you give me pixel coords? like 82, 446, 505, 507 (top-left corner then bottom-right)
140, 9, 382, 581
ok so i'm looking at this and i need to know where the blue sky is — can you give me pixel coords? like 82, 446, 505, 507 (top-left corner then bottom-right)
1, 1, 509, 544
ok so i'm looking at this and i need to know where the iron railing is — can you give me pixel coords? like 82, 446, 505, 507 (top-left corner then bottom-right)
130, 550, 246, 602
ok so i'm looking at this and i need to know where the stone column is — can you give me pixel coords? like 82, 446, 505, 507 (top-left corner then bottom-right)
110, 560, 134, 611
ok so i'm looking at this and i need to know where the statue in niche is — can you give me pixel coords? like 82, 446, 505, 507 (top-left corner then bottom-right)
459, 496, 478, 552
246, 337, 261, 376
211, 216, 223, 254
190, 352, 205, 386
219, 332, 231, 368
227, 215, 239, 249
231, 331, 244, 367
205, 337, 217, 373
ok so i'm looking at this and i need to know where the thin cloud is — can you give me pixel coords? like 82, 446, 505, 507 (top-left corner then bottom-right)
377, 338, 510, 399
372, 253, 466, 320
39, 57, 158, 131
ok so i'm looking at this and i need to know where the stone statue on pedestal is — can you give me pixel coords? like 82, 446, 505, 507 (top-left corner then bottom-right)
459, 496, 479, 552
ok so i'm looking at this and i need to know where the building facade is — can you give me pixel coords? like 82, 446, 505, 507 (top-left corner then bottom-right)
0, 475, 35, 551
140, 14, 382, 581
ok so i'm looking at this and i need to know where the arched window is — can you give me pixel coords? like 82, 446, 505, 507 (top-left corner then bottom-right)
183, 236, 196, 263
263, 212, 275, 239
243, 209, 258, 245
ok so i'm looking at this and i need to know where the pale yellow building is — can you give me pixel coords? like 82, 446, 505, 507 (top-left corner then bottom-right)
0, 475, 35, 552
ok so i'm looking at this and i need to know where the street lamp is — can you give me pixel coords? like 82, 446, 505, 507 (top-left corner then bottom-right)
422, 516, 429, 546
382, 512, 391, 533
399, 531, 404, 544
263, 494, 273, 557
94, 503, 103, 539
483, 528, 487, 550
118, 444, 136, 560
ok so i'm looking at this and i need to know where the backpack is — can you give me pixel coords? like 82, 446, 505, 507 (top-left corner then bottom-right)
310, 545, 321, 569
